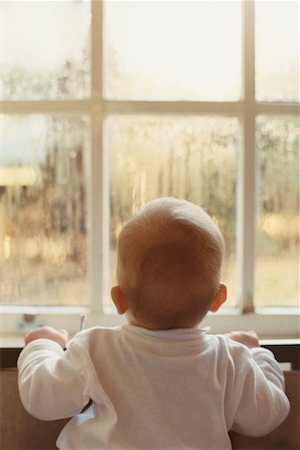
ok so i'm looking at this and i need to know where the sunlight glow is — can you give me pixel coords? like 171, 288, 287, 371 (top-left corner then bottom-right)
2, 1, 90, 70
104, 1, 242, 100
255, 0, 299, 101
0, 167, 40, 186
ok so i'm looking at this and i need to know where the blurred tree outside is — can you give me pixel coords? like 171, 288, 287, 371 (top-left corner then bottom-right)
1, 114, 89, 305
255, 116, 299, 306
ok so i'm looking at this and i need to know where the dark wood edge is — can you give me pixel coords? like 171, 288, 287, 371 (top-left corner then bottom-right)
261, 343, 300, 370
0, 347, 23, 369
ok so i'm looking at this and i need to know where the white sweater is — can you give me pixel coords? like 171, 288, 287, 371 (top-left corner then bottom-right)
18, 325, 290, 450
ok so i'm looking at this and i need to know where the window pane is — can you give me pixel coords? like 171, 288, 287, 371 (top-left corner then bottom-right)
104, 1, 241, 101
106, 115, 240, 307
255, 116, 299, 307
255, 1, 299, 102
1, 1, 91, 100
1, 115, 89, 305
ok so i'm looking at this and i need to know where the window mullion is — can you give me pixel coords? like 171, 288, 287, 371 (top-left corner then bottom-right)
237, 0, 256, 313
0, 100, 91, 114
103, 100, 243, 116
89, 115, 108, 312
89, 0, 106, 312
238, 113, 256, 313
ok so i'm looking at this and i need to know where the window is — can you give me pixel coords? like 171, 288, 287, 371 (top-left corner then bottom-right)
1, 115, 89, 306
1, 0, 299, 338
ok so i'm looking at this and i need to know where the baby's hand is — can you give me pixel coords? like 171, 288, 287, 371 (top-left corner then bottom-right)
225, 330, 260, 348
24, 326, 68, 348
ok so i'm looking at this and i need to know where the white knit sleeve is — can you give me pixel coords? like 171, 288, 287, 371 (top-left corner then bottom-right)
230, 346, 290, 437
17, 338, 90, 421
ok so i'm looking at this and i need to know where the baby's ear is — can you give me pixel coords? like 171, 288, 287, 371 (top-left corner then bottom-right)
209, 283, 227, 313
111, 285, 128, 315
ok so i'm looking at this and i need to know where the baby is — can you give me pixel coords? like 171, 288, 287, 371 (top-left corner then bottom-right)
18, 197, 290, 449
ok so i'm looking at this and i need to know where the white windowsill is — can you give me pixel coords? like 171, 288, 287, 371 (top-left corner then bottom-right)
0, 305, 299, 343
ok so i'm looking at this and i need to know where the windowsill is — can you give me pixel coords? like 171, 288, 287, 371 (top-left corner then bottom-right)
1, 305, 90, 315
0, 334, 25, 348
1, 304, 298, 314
1, 307, 299, 368
0, 305, 299, 340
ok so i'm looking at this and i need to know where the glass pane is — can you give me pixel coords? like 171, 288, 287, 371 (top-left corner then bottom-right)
255, 116, 299, 307
0, 115, 90, 305
255, 1, 299, 102
104, 1, 241, 101
106, 115, 240, 307
1, 1, 91, 100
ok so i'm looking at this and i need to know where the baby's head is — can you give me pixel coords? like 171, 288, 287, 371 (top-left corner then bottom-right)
112, 197, 226, 330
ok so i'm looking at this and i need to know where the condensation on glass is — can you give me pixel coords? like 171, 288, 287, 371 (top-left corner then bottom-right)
1, 1, 91, 100
255, 1, 299, 102
103, 1, 242, 101
255, 116, 299, 307
0, 115, 89, 305
105, 115, 240, 307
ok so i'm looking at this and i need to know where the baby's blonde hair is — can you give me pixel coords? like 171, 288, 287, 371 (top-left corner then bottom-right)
117, 197, 224, 330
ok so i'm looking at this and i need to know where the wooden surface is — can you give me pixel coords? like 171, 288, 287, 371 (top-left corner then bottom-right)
0, 369, 299, 450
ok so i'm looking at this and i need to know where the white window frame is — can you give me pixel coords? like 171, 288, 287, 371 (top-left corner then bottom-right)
1, 0, 299, 339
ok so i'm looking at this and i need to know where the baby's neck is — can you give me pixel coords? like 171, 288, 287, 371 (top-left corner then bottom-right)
126, 315, 200, 331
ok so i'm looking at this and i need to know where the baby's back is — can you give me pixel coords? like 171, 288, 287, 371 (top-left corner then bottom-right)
58, 325, 247, 449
